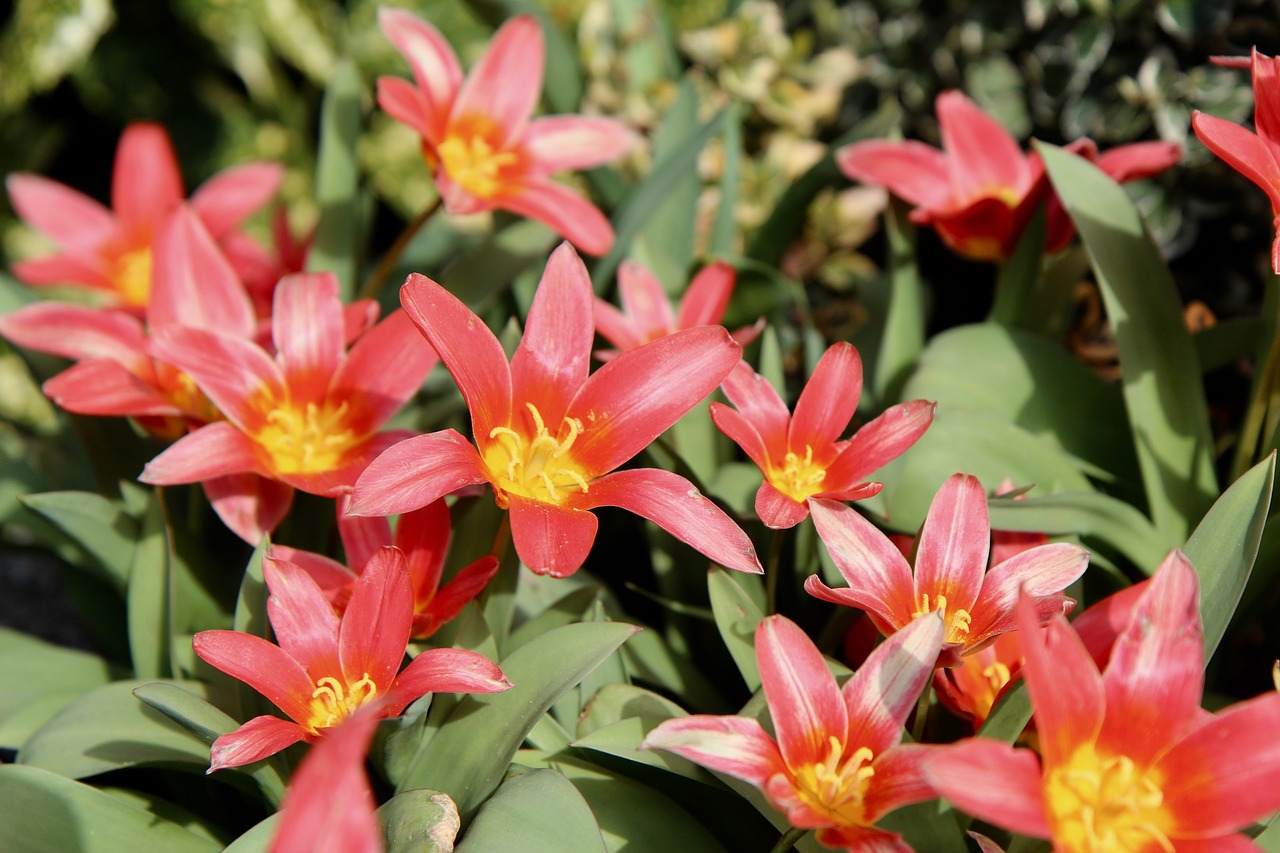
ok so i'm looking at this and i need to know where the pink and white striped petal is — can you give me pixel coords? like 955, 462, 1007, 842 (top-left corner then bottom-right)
140, 422, 264, 485
912, 473, 990, 617
189, 162, 283, 239
523, 115, 637, 173
499, 176, 615, 257
452, 15, 544, 146
271, 272, 345, 402
111, 123, 184, 236
209, 714, 309, 773
756, 614, 848, 771
675, 262, 736, 329
923, 738, 1050, 838
377, 7, 461, 131
640, 714, 786, 788
841, 613, 944, 756
149, 205, 255, 336
349, 429, 491, 518
338, 546, 414, 693
790, 342, 863, 449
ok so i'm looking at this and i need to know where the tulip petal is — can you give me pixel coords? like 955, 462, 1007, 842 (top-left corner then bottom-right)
807, 498, 916, 626
615, 260, 677, 342
675, 261, 736, 329
508, 494, 598, 578
336, 496, 392, 577
756, 615, 848, 770
568, 326, 739, 473
453, 15, 544, 144
388, 500, 451, 602
189, 162, 283, 238
790, 342, 862, 448
966, 542, 1089, 639
936, 90, 1030, 199
640, 714, 786, 788
1252, 49, 1280, 150
923, 738, 1050, 838
264, 555, 343, 678
112, 123, 184, 235
140, 422, 264, 484
272, 272, 345, 402
718, 360, 792, 461
378, 7, 461, 132
390, 647, 511, 715
523, 115, 636, 173
148, 325, 284, 433
835, 139, 952, 208
203, 473, 294, 545
1191, 111, 1280, 213
754, 481, 810, 530
510, 242, 594, 423
499, 177, 615, 256
860, 743, 941, 823
349, 430, 491, 517
192, 629, 315, 724
413, 556, 500, 638
43, 360, 176, 418
339, 546, 414, 692
709, 402, 771, 474
913, 473, 990, 615
7, 173, 117, 251
578, 468, 762, 574
149, 205, 255, 336
330, 308, 438, 432
400, 273, 512, 438
823, 399, 935, 488
1, 302, 143, 365
209, 714, 309, 772
1094, 141, 1182, 183
593, 298, 646, 352
11, 254, 114, 291
377, 76, 434, 139
842, 614, 944, 756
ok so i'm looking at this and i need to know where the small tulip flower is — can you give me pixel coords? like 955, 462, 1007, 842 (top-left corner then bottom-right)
641, 613, 945, 852
194, 546, 511, 772
709, 343, 934, 529
350, 242, 761, 578
805, 474, 1089, 667
926, 550, 1280, 852
377, 8, 635, 256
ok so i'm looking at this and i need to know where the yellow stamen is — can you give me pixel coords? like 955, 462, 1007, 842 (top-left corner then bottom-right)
911, 593, 972, 644
305, 672, 378, 733
113, 246, 153, 307
792, 737, 876, 826
484, 402, 591, 508
436, 119, 522, 199
1045, 745, 1173, 853
255, 399, 361, 474
769, 443, 828, 502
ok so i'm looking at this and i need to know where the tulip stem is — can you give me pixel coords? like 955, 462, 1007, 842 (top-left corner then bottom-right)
1232, 278, 1280, 480
911, 679, 933, 744
358, 196, 443, 301
769, 827, 809, 853
765, 527, 788, 614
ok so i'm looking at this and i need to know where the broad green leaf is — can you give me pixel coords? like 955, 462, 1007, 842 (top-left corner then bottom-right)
0, 764, 220, 853
884, 411, 1094, 535
307, 58, 364, 299
1196, 317, 1263, 374
221, 815, 278, 853
441, 218, 557, 310
20, 679, 215, 778
19, 490, 138, 591
132, 681, 287, 806
988, 492, 1172, 574
977, 679, 1032, 743
988, 205, 1046, 328
380, 788, 460, 853
592, 109, 727, 290
1182, 453, 1275, 661
878, 798, 969, 853
638, 77, 700, 289
708, 105, 743, 256
619, 625, 726, 712
396, 621, 640, 816
0, 628, 116, 748
903, 324, 1138, 484
1255, 815, 1280, 852
708, 567, 766, 692
576, 683, 686, 738
127, 494, 171, 679
455, 769, 606, 853
874, 200, 926, 406
1039, 142, 1217, 540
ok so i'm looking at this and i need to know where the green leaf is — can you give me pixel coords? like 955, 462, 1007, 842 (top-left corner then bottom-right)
396, 622, 640, 817
977, 679, 1032, 743
132, 681, 288, 806
0, 764, 221, 853
1182, 453, 1275, 661
0, 628, 116, 749
455, 769, 606, 852
1039, 141, 1217, 540
877, 798, 970, 853
1195, 317, 1264, 374
592, 109, 727, 290
873, 200, 927, 406
127, 493, 171, 680
708, 105, 743, 256
18, 490, 138, 591
1255, 815, 1280, 852
380, 788, 461, 853
637, 77, 701, 289
20, 679, 215, 778
903, 323, 1138, 484
221, 815, 278, 853
307, 58, 365, 300
441, 219, 557, 311
707, 567, 766, 692
988, 205, 1046, 328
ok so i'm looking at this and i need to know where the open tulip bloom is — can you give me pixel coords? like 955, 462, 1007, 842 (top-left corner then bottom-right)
837, 90, 1180, 261
805, 473, 1089, 667
925, 550, 1280, 852
274, 497, 499, 639
1193, 48, 1280, 273
593, 260, 764, 360
376, 8, 635, 256
350, 243, 761, 578
139, 270, 438, 534
7, 122, 281, 311
710, 343, 935, 529
642, 613, 946, 852
194, 545, 511, 772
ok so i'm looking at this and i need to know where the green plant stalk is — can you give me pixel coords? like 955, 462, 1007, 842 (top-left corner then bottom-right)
765, 527, 788, 615
1233, 280, 1280, 481
910, 678, 932, 745
769, 826, 810, 853
358, 197, 443, 301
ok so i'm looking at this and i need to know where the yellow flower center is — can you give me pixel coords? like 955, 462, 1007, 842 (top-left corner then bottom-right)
770, 444, 828, 502
484, 402, 591, 508
168, 371, 222, 426
436, 118, 522, 200
113, 246, 153, 307
305, 673, 378, 734
792, 737, 876, 826
911, 593, 972, 644
1045, 746, 1173, 853
255, 399, 361, 475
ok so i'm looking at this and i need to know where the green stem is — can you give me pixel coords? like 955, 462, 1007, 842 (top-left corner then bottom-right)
765, 527, 788, 615
1232, 280, 1280, 481
910, 677, 933, 744
357, 197, 443, 300
769, 827, 809, 853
